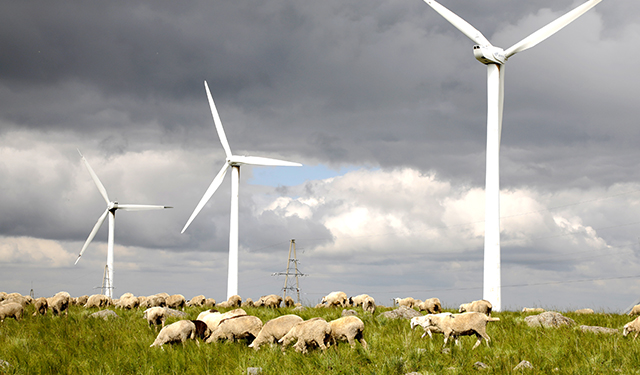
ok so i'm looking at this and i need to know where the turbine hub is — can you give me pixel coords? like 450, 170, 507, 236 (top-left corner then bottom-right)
473, 45, 506, 65
108, 201, 118, 211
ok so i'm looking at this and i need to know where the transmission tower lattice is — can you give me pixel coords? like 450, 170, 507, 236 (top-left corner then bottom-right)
272, 239, 307, 304
98, 265, 113, 298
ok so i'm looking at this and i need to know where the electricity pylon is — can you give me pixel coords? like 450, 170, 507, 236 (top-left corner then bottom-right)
272, 239, 307, 304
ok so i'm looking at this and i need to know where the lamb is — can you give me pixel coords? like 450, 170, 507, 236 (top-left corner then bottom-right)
49, 291, 70, 316
410, 312, 453, 338
187, 295, 206, 307
321, 291, 348, 307
143, 307, 167, 330
422, 312, 500, 349
328, 316, 367, 349
418, 298, 442, 314
166, 294, 186, 310
459, 299, 492, 316
394, 297, 418, 309
248, 314, 304, 351
255, 294, 282, 308
279, 317, 332, 354
624, 317, 640, 339
0, 302, 23, 322
150, 320, 200, 347
32, 297, 48, 316
205, 315, 263, 344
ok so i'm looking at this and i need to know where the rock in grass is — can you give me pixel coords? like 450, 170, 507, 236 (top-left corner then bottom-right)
163, 308, 188, 318
474, 361, 490, 370
341, 309, 357, 316
578, 325, 619, 335
247, 367, 262, 375
513, 360, 533, 370
380, 306, 422, 320
525, 311, 575, 328
90, 310, 120, 320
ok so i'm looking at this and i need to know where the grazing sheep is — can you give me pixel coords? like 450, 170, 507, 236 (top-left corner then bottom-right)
410, 312, 454, 338
143, 307, 167, 330
217, 295, 242, 309
623, 317, 640, 339
394, 297, 418, 309
206, 315, 263, 344
321, 291, 348, 307
575, 308, 594, 314
204, 298, 216, 307
192, 320, 211, 341
249, 314, 304, 351
200, 308, 247, 332
423, 312, 500, 349
0, 302, 23, 322
459, 299, 492, 316
284, 296, 295, 308
629, 305, 640, 316
418, 298, 442, 314
116, 296, 140, 310
4, 294, 29, 308
85, 294, 110, 309
279, 317, 332, 354
241, 298, 255, 308
329, 316, 367, 349
522, 307, 545, 313
362, 296, 376, 314
255, 294, 282, 308
143, 294, 167, 308
150, 320, 199, 347
349, 294, 371, 308
187, 295, 206, 307
166, 294, 186, 310
32, 297, 48, 316
49, 292, 71, 316
74, 295, 89, 306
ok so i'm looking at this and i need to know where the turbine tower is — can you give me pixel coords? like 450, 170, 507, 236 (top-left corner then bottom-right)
75, 151, 172, 298
182, 81, 302, 300
423, 0, 602, 311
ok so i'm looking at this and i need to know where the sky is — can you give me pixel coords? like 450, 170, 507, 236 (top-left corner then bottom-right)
2, 0, 640, 312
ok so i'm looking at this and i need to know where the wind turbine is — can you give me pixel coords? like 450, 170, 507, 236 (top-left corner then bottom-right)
181, 81, 302, 300
75, 150, 172, 298
423, 0, 602, 311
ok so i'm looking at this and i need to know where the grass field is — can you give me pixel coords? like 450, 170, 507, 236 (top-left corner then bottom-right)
1, 304, 640, 374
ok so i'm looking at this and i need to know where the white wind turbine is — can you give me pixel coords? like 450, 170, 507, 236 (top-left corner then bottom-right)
423, 0, 603, 311
75, 151, 172, 298
181, 81, 302, 300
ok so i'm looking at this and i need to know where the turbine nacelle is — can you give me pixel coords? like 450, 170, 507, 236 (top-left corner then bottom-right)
108, 201, 119, 211
473, 45, 506, 65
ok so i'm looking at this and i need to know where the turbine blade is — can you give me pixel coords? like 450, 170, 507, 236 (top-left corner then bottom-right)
229, 155, 302, 167
204, 81, 233, 159
504, 0, 602, 58
181, 162, 230, 233
423, 0, 491, 46
75, 208, 109, 264
117, 204, 173, 211
78, 150, 110, 205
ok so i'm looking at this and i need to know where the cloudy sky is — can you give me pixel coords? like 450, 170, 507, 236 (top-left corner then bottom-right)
2, 0, 639, 312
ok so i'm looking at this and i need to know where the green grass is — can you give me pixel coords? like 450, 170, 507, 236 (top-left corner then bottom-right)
1, 305, 640, 374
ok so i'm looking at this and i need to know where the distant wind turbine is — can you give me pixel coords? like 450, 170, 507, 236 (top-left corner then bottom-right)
181, 81, 302, 300
423, 0, 603, 311
75, 150, 172, 298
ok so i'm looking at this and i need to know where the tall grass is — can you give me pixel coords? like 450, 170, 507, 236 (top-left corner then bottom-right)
1, 305, 640, 374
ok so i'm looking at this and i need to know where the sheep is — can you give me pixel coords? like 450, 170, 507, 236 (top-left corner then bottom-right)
85, 294, 110, 309
422, 312, 500, 350
410, 312, 453, 338
150, 320, 200, 347
394, 297, 418, 309
199, 308, 247, 332
166, 294, 186, 310
362, 296, 376, 314
241, 298, 255, 308
522, 307, 545, 313
192, 320, 211, 341
418, 298, 442, 314
321, 291, 348, 307
204, 298, 216, 307
115, 296, 140, 310
74, 295, 89, 306
0, 302, 23, 322
49, 292, 71, 316
187, 295, 206, 307
279, 317, 332, 354
249, 314, 304, 351
143, 294, 167, 308
255, 294, 282, 308
629, 305, 640, 316
4, 294, 29, 308
575, 308, 594, 314
329, 316, 367, 349
143, 307, 167, 330
623, 317, 640, 339
32, 297, 48, 316
217, 295, 242, 309
205, 315, 263, 344
284, 296, 295, 308
459, 299, 492, 316
349, 294, 371, 308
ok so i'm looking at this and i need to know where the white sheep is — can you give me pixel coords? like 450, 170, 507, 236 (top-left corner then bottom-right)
217, 295, 242, 309
279, 317, 332, 354
143, 307, 167, 330
329, 316, 367, 349
187, 295, 206, 307
349, 294, 370, 307
522, 307, 545, 313
459, 299, 492, 316
205, 315, 263, 344
249, 314, 304, 351
418, 298, 442, 314
623, 317, 640, 339
199, 308, 247, 332
85, 294, 110, 309
422, 312, 500, 349
166, 294, 186, 310
321, 291, 348, 307
32, 297, 48, 316
116, 296, 140, 310
150, 320, 200, 347
49, 291, 71, 316
255, 294, 282, 308
0, 302, 23, 322
394, 297, 418, 309
284, 296, 295, 308
410, 312, 453, 338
